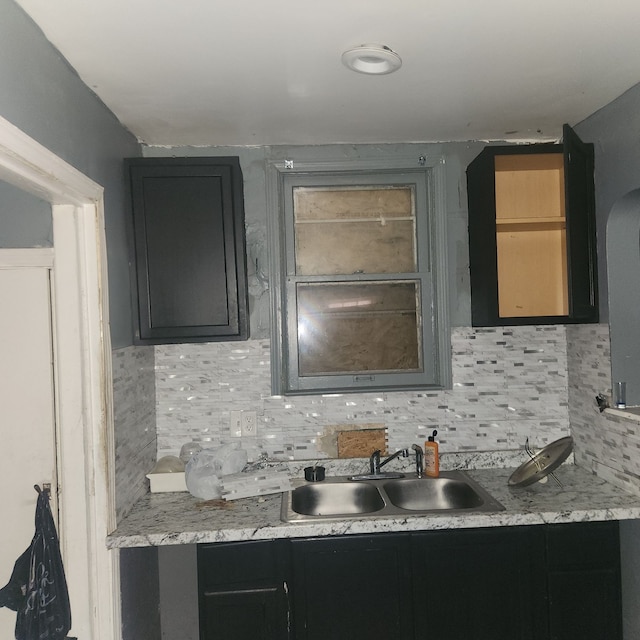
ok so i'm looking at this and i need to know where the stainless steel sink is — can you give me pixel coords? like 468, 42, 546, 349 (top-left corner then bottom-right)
383, 477, 484, 511
281, 470, 504, 522
290, 481, 385, 516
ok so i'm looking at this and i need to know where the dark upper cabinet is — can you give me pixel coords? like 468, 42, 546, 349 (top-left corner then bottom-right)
467, 124, 598, 326
126, 157, 249, 344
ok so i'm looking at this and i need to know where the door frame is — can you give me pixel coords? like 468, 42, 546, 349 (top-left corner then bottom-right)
0, 116, 119, 639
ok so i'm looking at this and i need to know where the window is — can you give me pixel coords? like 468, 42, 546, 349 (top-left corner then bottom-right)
267, 158, 450, 395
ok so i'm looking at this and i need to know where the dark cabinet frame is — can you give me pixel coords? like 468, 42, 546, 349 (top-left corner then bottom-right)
126, 156, 249, 344
467, 124, 598, 327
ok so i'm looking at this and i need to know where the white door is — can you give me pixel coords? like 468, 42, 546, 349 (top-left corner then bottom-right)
0, 267, 57, 637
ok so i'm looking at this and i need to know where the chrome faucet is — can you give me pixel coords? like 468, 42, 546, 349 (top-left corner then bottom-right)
411, 443, 424, 478
369, 448, 409, 475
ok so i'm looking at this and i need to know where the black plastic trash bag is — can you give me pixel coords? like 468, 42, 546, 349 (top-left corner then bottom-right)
0, 485, 71, 640
0, 547, 30, 612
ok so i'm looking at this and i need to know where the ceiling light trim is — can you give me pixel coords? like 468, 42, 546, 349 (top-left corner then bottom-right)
341, 44, 402, 75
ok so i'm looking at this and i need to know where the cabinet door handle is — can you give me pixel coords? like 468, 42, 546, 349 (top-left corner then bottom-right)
283, 580, 291, 637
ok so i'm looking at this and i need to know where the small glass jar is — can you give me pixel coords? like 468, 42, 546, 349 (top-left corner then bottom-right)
179, 441, 203, 464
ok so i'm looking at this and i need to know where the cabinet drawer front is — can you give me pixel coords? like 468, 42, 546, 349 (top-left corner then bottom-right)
198, 540, 284, 589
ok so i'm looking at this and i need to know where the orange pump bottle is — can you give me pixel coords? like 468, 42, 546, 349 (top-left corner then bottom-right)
424, 430, 439, 477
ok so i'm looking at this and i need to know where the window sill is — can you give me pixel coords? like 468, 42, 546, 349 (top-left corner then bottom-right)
605, 406, 640, 422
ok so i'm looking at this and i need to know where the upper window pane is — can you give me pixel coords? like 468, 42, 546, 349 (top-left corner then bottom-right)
293, 185, 416, 275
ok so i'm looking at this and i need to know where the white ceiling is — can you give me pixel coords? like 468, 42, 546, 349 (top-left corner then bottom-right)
14, 0, 640, 147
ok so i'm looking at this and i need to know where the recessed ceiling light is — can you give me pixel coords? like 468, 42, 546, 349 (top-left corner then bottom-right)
341, 44, 402, 75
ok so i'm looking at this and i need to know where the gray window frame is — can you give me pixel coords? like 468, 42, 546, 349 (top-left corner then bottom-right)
266, 156, 451, 395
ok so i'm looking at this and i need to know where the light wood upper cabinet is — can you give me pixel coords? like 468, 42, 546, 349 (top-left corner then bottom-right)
467, 124, 598, 327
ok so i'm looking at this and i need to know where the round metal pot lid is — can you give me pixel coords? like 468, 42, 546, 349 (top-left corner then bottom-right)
508, 436, 574, 487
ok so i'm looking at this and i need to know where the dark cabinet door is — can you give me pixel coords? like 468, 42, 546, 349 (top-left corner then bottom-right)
290, 534, 413, 640
546, 521, 622, 640
563, 123, 599, 323
412, 526, 547, 640
467, 124, 598, 326
126, 157, 249, 344
198, 540, 289, 640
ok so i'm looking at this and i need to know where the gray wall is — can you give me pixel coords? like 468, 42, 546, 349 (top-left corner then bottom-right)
575, 83, 640, 640
0, 0, 141, 348
575, 85, 640, 409
0, 2, 146, 637
0, 180, 52, 247
575, 82, 640, 323
119, 547, 161, 640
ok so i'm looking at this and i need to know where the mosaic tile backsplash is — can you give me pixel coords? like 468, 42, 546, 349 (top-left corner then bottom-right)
154, 325, 571, 462
567, 323, 640, 496
112, 345, 156, 521
113, 322, 640, 520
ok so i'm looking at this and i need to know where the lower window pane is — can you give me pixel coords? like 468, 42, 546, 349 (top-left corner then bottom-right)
297, 282, 421, 376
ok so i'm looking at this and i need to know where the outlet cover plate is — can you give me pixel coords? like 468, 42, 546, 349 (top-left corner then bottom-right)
241, 411, 257, 437
230, 410, 242, 437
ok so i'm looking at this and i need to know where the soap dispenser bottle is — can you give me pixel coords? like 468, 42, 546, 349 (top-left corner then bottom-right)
424, 430, 439, 477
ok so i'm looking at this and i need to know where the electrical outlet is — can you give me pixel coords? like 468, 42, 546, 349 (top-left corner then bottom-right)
241, 410, 257, 437
230, 410, 242, 437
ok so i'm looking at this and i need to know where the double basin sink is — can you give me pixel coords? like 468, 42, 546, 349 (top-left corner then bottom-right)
281, 470, 504, 522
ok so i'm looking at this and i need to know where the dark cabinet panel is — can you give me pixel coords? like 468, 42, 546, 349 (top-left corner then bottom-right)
467, 124, 598, 326
290, 534, 413, 640
563, 124, 599, 322
198, 541, 289, 640
546, 521, 622, 640
126, 157, 249, 344
412, 526, 547, 640
201, 588, 285, 640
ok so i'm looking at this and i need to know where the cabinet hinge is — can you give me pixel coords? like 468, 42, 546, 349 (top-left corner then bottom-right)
284, 159, 294, 169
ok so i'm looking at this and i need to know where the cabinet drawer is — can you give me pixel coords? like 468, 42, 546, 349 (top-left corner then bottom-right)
198, 540, 285, 589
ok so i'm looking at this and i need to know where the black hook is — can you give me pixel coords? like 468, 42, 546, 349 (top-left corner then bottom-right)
595, 393, 609, 413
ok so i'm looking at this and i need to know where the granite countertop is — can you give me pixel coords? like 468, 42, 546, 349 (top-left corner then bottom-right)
106, 462, 640, 549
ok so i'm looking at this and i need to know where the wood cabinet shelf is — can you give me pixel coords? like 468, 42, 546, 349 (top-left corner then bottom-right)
496, 216, 566, 227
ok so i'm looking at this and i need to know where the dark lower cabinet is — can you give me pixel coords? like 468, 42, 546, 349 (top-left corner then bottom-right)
290, 534, 413, 640
197, 522, 621, 640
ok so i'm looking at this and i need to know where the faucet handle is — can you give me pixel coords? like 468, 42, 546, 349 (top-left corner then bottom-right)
411, 443, 424, 478
369, 449, 382, 474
